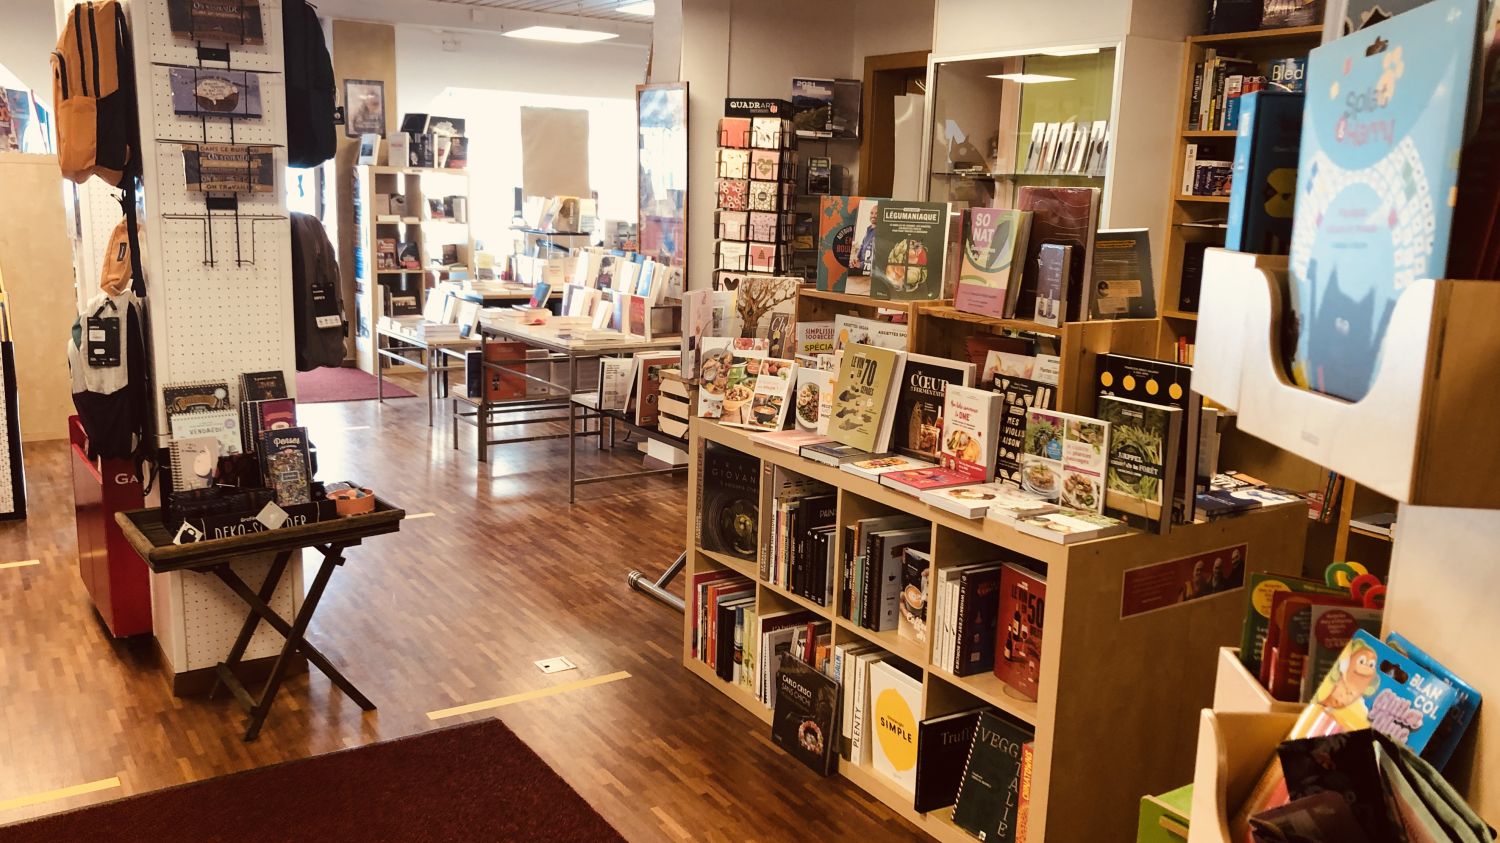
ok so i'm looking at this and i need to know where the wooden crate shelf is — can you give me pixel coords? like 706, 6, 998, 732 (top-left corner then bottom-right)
1187, 24, 1322, 45
683, 417, 1308, 841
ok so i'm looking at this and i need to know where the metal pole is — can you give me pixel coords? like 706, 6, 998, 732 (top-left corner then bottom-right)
628, 551, 686, 612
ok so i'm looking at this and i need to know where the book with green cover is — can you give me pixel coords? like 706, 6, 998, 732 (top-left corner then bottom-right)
951, 710, 1034, 842
954, 208, 1031, 318
1098, 395, 1181, 535
829, 343, 905, 454
870, 201, 952, 301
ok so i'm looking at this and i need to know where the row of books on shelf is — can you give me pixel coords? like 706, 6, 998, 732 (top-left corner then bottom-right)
689, 566, 1038, 838
367, 192, 468, 223
1228, 563, 1482, 840
1187, 53, 1304, 132
515, 247, 683, 306
813, 191, 1156, 322
375, 238, 469, 272
1019, 119, 1109, 177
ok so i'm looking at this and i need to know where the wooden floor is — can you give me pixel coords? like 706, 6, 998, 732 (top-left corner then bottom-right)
0, 381, 924, 841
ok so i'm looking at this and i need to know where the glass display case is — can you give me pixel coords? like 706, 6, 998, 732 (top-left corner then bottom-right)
921, 46, 1117, 208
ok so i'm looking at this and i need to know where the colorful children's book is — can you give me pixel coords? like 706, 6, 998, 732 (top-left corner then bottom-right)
954, 208, 1032, 318
1288, 0, 1482, 401
1238, 573, 1346, 676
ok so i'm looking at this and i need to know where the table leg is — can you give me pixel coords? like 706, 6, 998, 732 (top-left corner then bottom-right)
209, 549, 293, 700
477, 393, 488, 464
569, 399, 577, 504
426, 348, 434, 428
377, 340, 385, 404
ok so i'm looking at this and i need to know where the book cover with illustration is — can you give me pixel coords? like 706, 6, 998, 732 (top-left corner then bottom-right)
1097, 395, 1182, 534
899, 547, 931, 645
994, 374, 1056, 489
995, 563, 1046, 702
169, 68, 264, 118
723, 357, 797, 432
771, 656, 841, 776
1095, 353, 1200, 522
816, 195, 863, 292
1020, 408, 1109, 514
699, 441, 761, 561
1287, 0, 1480, 402
938, 385, 1003, 483
870, 202, 952, 301
890, 353, 975, 462
954, 208, 1032, 318
868, 660, 924, 795
828, 343, 905, 453
1011, 187, 1099, 320
260, 427, 312, 506
793, 365, 834, 433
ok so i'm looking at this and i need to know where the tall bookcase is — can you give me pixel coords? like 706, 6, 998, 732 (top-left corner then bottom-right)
352, 164, 473, 374
1157, 25, 1322, 361
683, 418, 1307, 842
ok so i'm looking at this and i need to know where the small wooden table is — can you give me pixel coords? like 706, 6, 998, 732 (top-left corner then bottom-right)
115, 501, 405, 741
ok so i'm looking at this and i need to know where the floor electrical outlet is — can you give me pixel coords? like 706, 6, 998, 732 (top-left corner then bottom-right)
534, 657, 577, 674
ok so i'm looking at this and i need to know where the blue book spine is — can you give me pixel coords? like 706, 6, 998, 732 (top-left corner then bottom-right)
1226, 91, 1304, 254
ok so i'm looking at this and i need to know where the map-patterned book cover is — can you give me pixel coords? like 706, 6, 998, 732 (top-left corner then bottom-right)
1287, 0, 1480, 401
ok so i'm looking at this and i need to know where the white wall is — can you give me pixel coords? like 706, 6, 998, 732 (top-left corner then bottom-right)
0, 0, 60, 108
932, 0, 1197, 54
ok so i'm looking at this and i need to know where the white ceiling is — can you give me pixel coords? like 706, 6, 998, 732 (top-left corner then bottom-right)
423, 0, 652, 23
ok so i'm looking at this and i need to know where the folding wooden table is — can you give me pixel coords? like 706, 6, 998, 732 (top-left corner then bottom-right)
115, 501, 405, 741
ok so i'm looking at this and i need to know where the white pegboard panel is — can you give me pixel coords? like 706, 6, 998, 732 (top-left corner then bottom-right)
148, 63, 286, 147
157, 215, 296, 385
181, 552, 301, 670
72, 180, 129, 313
150, 143, 288, 218
141, 0, 284, 73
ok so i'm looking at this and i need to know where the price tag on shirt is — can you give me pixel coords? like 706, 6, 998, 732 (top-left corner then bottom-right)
86, 314, 122, 367
311, 282, 343, 329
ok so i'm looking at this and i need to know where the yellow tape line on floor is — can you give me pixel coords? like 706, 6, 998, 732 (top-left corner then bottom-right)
0, 777, 121, 812
0, 559, 40, 570
427, 671, 632, 720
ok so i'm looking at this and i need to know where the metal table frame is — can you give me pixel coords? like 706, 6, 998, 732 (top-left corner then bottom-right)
375, 327, 474, 426
451, 321, 678, 463
567, 391, 689, 503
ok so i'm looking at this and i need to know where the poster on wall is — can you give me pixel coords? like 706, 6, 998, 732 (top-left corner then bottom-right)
181, 143, 275, 194
167, 0, 265, 44
637, 82, 689, 278
344, 79, 386, 138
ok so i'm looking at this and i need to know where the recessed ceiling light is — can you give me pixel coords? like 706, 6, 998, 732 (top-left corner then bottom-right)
503, 25, 619, 43
988, 73, 1075, 84
618, 1, 655, 14
1040, 47, 1101, 57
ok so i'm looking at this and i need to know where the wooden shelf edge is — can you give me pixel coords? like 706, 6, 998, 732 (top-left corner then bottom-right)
914, 304, 1064, 336
698, 547, 758, 579
1175, 194, 1232, 204
1187, 24, 1322, 45
681, 656, 772, 723
1163, 310, 1199, 321
1181, 130, 1236, 138
927, 665, 1040, 726
797, 288, 937, 313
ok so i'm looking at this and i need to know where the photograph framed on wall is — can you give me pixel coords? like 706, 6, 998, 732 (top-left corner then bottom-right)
344, 79, 386, 138
636, 82, 689, 278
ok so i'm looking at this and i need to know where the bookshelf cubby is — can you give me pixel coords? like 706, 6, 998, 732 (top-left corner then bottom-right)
683, 417, 1308, 842
1158, 24, 1323, 362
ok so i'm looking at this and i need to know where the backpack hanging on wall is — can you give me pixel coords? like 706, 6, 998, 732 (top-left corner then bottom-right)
283, 0, 337, 168
52, 0, 139, 187
289, 212, 346, 370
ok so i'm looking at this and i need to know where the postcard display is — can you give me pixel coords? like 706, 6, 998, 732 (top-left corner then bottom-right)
716, 101, 799, 278
125, 0, 303, 675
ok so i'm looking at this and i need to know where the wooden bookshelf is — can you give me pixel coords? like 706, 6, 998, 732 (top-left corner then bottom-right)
683, 418, 1308, 842
1158, 25, 1322, 361
794, 289, 931, 352
353, 165, 474, 375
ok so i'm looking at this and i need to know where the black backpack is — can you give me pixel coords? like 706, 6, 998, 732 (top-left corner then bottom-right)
282, 0, 335, 168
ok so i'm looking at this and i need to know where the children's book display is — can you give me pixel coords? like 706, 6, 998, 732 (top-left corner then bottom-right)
1287, 0, 1484, 402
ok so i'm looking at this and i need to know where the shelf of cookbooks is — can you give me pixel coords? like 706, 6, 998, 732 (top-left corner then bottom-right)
679, 326, 1313, 840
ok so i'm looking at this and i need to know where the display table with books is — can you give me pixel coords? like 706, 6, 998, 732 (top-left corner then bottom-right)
456, 315, 678, 463
115, 500, 405, 741
683, 417, 1307, 842
375, 324, 477, 426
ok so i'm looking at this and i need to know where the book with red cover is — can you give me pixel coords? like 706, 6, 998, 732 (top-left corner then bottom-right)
995, 562, 1046, 701
1009, 186, 1100, 321
879, 466, 973, 494
1261, 590, 1360, 701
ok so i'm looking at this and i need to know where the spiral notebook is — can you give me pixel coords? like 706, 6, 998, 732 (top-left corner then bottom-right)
169, 436, 221, 491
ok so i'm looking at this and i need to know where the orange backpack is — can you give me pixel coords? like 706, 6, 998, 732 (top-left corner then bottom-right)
52, 0, 139, 186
